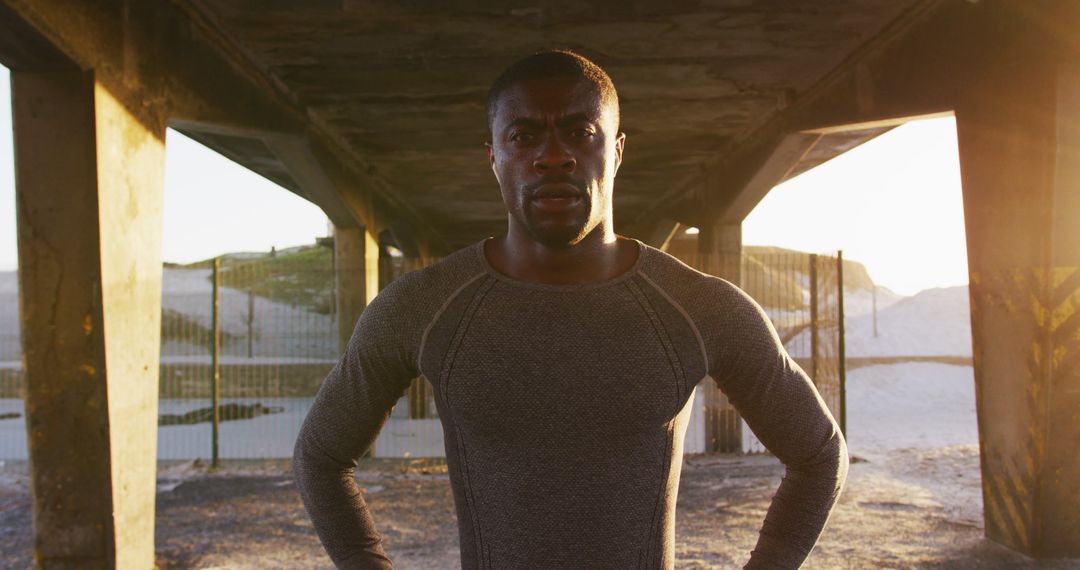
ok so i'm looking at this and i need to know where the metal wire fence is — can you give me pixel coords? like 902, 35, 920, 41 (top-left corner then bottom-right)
158, 251, 339, 461
674, 249, 846, 455
738, 250, 846, 453
0, 246, 845, 460
0, 271, 22, 459
156, 249, 451, 462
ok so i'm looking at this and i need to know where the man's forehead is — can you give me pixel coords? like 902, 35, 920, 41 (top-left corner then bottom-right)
493, 76, 610, 125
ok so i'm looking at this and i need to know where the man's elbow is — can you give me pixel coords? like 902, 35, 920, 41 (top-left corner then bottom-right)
831, 429, 849, 493
815, 427, 849, 501
796, 427, 849, 495
293, 430, 358, 483
292, 436, 308, 479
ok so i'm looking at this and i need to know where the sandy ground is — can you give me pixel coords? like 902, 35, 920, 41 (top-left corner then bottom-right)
2, 363, 1079, 568
2, 450, 1077, 569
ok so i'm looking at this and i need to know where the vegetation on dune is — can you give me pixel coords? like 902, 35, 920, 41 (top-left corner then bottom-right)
179, 245, 336, 314
165, 243, 877, 316
160, 308, 242, 345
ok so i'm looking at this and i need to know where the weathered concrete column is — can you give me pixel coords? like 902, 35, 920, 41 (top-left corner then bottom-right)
335, 225, 379, 353
697, 223, 743, 452
698, 223, 742, 286
956, 56, 1080, 557
13, 71, 164, 567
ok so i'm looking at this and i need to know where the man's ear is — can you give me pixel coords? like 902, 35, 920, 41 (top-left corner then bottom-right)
485, 141, 496, 173
613, 132, 626, 174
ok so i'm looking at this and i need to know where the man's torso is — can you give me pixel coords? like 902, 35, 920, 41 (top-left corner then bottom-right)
413, 239, 709, 569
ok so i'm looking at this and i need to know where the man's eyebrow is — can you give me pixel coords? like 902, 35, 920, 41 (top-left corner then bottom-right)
505, 117, 544, 130
555, 113, 596, 127
504, 113, 598, 131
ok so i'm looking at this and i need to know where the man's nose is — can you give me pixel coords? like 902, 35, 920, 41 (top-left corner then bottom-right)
533, 136, 576, 173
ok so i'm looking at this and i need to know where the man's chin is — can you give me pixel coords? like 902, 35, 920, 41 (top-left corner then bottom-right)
523, 224, 589, 249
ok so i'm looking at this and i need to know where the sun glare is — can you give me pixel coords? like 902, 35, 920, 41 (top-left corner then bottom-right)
0, 65, 14, 271
162, 129, 330, 264
743, 117, 969, 296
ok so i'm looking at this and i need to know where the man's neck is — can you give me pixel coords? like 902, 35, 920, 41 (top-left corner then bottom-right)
484, 228, 639, 285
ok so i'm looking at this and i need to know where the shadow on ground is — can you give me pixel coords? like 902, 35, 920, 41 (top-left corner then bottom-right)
2, 452, 1079, 569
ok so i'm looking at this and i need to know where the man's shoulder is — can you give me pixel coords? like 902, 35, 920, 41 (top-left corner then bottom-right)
373, 241, 487, 311
636, 242, 765, 334
354, 241, 487, 344
637, 242, 741, 298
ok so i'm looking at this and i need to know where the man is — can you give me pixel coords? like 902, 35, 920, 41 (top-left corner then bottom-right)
294, 50, 848, 569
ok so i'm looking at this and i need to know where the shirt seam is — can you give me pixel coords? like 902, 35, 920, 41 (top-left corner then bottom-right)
636, 270, 711, 376
625, 278, 685, 410
436, 276, 496, 569
416, 271, 487, 374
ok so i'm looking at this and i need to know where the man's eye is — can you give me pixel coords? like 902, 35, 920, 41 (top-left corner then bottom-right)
510, 132, 535, 143
571, 129, 595, 139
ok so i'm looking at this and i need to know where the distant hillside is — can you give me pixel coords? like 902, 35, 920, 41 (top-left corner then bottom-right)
0, 242, 932, 363
744, 245, 876, 292
741, 245, 899, 315
173, 244, 335, 315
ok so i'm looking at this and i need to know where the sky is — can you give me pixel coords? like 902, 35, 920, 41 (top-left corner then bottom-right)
0, 65, 329, 269
743, 117, 969, 296
159, 130, 330, 264
0, 64, 966, 296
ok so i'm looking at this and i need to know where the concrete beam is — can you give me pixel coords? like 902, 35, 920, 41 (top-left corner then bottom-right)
1, 0, 445, 255
788, 1, 1080, 133
659, 0, 1024, 227
13, 69, 164, 568
783, 0, 955, 133
643, 218, 680, 252
311, 138, 446, 259
2, 0, 303, 134
633, 0, 947, 227
387, 219, 426, 261
800, 111, 951, 136
665, 0, 1080, 228
956, 27, 1080, 557
715, 132, 821, 224
264, 133, 370, 230
0, 2, 74, 71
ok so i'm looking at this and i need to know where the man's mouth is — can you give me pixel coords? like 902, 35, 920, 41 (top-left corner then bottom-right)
529, 183, 584, 212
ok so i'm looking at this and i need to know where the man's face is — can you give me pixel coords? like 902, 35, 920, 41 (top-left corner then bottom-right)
487, 76, 625, 248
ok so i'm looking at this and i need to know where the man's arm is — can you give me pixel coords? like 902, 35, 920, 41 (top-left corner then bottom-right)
711, 285, 849, 569
293, 291, 417, 569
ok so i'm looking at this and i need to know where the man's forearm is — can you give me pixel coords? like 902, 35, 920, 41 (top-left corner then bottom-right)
744, 431, 848, 569
293, 438, 394, 569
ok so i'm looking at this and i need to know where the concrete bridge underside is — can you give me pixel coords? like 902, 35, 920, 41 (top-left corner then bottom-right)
0, 0, 1078, 565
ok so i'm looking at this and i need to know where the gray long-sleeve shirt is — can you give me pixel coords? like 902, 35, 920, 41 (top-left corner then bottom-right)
293, 238, 848, 569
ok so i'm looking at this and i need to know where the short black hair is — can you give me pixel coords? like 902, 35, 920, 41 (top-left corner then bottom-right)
486, 50, 620, 133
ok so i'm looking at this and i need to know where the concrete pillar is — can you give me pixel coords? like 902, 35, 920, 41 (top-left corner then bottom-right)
698, 223, 742, 285
12, 71, 164, 567
335, 225, 379, 354
956, 56, 1080, 557
697, 223, 743, 452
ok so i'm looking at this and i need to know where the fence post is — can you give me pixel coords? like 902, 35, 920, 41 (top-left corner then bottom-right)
211, 257, 221, 469
809, 254, 819, 381
836, 251, 847, 436
409, 377, 430, 419
247, 289, 254, 358
872, 283, 879, 337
